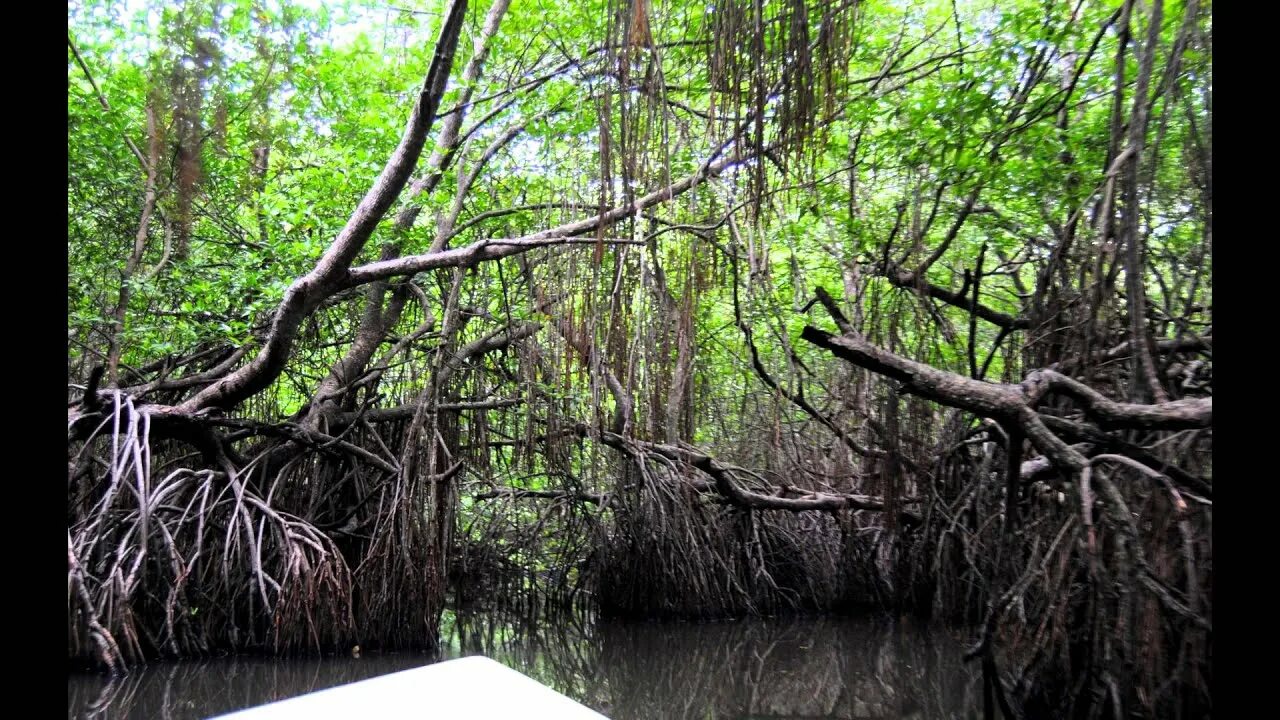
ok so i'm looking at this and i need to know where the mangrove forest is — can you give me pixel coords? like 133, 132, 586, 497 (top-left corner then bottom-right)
68, 0, 1212, 716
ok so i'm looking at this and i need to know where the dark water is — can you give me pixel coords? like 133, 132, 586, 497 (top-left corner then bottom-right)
68, 614, 983, 719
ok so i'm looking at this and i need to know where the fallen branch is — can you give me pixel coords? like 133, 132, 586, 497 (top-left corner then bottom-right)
580, 425, 922, 525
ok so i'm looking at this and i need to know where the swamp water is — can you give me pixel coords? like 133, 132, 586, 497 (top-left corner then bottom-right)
68, 614, 983, 719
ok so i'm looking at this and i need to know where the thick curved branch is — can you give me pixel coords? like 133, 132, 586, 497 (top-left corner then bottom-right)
800, 327, 1024, 420
179, 0, 469, 413
803, 288, 1210, 432
344, 143, 753, 287
305, 0, 515, 429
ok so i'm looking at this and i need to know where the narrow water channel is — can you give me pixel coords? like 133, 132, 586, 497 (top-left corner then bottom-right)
68, 614, 982, 719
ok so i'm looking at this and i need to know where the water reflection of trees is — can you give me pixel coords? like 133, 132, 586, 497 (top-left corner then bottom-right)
67, 653, 433, 720
449, 612, 982, 720
69, 614, 981, 719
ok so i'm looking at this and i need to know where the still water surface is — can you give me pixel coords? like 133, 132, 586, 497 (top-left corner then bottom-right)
68, 614, 982, 719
